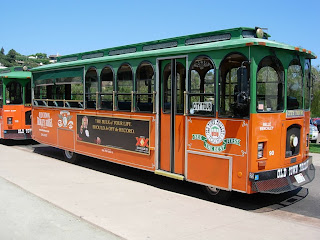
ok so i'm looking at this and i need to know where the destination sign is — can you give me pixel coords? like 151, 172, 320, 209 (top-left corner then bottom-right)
192, 102, 213, 112
286, 110, 304, 118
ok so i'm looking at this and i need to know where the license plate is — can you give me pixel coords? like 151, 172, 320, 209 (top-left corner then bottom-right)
294, 173, 306, 184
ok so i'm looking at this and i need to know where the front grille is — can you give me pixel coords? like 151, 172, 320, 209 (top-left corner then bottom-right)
25, 110, 31, 125
285, 124, 300, 158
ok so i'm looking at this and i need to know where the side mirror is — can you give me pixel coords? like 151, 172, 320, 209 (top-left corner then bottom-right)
237, 67, 248, 93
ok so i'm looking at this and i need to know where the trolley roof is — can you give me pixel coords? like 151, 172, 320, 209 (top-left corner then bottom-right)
0, 66, 31, 79
31, 27, 317, 72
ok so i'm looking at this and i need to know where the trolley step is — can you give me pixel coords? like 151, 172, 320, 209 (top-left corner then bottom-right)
154, 170, 185, 181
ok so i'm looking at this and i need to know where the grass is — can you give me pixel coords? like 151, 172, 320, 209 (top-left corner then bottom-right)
310, 143, 320, 153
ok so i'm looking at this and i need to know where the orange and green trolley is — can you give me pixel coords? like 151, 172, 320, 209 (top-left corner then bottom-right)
30, 27, 316, 201
0, 66, 32, 140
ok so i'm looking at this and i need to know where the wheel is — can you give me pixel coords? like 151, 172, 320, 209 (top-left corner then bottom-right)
63, 150, 78, 164
203, 186, 232, 203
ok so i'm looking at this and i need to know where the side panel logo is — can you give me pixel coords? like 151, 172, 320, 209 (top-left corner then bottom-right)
135, 136, 149, 154
192, 119, 241, 153
205, 119, 225, 144
58, 111, 73, 129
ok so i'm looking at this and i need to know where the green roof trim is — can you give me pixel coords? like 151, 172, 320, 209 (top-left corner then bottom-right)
0, 66, 32, 79
31, 27, 316, 72
0, 71, 31, 79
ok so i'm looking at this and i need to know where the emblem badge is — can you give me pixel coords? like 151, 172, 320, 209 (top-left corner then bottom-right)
58, 111, 73, 129
205, 119, 226, 144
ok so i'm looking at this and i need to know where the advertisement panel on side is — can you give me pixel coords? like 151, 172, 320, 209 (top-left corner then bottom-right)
77, 114, 150, 155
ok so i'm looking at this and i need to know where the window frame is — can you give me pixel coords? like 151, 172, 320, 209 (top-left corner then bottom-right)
256, 55, 284, 113
5, 80, 23, 105
304, 59, 311, 110
218, 52, 250, 118
116, 63, 134, 112
188, 55, 216, 116
100, 65, 115, 111
135, 61, 155, 113
33, 67, 84, 108
287, 59, 303, 110
85, 67, 99, 109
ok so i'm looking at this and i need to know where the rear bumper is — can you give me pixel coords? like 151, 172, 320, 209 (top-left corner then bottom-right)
249, 156, 315, 194
3, 130, 32, 140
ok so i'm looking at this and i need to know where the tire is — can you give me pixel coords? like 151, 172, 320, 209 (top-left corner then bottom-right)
63, 150, 78, 164
203, 186, 232, 203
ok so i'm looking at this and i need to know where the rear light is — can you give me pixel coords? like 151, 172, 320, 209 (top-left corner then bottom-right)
257, 142, 264, 159
7, 117, 13, 125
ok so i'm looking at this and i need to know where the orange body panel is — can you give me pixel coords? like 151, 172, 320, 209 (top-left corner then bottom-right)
250, 113, 307, 171
160, 112, 170, 171
187, 117, 248, 192
160, 113, 185, 174
174, 115, 185, 175
188, 154, 230, 189
32, 106, 311, 194
0, 105, 32, 139
32, 108, 156, 171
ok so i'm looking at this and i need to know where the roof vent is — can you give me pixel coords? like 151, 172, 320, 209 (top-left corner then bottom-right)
185, 33, 231, 45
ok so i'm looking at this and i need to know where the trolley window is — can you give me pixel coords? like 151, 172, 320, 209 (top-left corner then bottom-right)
117, 63, 133, 111
85, 67, 98, 109
163, 62, 186, 114
100, 66, 114, 110
136, 62, 154, 113
188, 56, 215, 116
33, 67, 84, 107
287, 59, 303, 110
304, 59, 311, 109
6, 81, 23, 104
256, 56, 284, 112
219, 53, 250, 118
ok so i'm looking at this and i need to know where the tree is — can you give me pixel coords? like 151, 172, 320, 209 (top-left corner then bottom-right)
0, 47, 4, 55
35, 53, 47, 59
7, 49, 18, 64
311, 66, 320, 117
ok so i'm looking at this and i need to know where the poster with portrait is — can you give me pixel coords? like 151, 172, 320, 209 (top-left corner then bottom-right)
77, 114, 150, 155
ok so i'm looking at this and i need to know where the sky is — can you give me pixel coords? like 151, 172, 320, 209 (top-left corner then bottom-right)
1, 0, 319, 67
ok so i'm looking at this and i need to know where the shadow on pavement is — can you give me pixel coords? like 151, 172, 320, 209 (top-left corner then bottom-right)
0, 139, 38, 146
31, 145, 311, 215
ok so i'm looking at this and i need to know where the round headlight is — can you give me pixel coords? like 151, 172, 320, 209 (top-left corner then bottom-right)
290, 134, 299, 148
256, 28, 264, 38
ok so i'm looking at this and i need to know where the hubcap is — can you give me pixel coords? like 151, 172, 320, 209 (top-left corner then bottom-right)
207, 186, 220, 195
65, 150, 73, 159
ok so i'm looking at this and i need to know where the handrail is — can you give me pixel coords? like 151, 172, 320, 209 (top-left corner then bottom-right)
187, 92, 215, 96
33, 98, 83, 108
